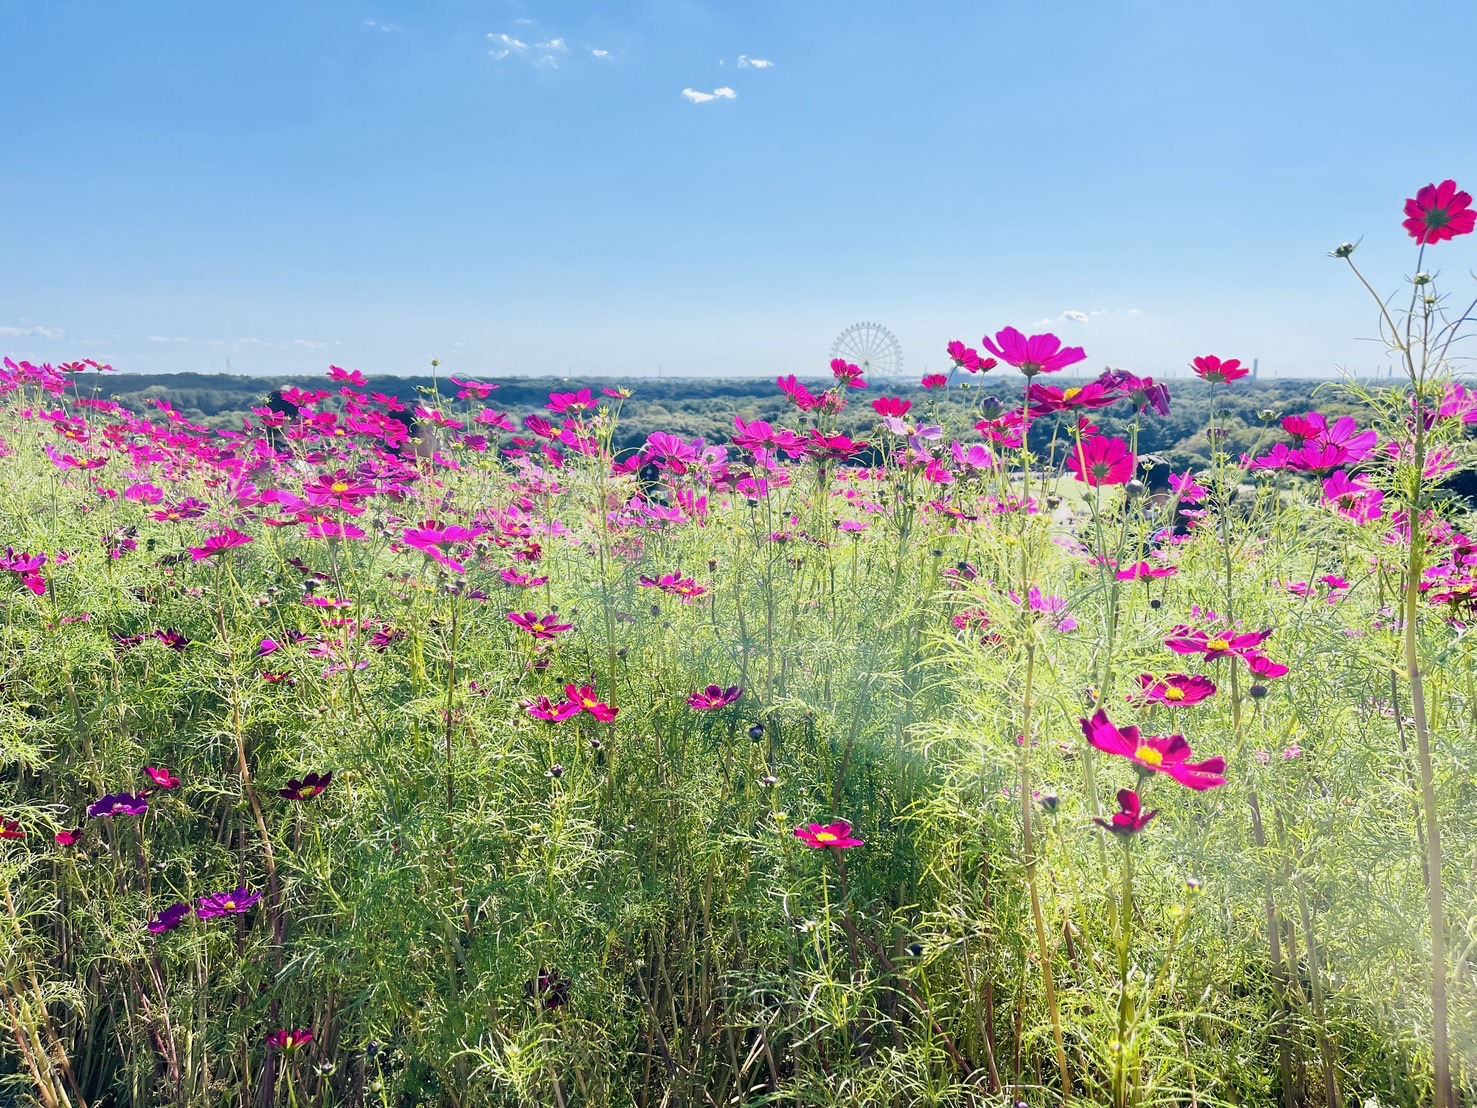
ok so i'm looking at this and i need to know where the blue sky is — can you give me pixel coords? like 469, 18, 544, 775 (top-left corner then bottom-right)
3, 0, 1475, 380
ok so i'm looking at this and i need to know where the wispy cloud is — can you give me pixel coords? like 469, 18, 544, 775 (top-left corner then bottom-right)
0, 324, 62, 338
363, 19, 401, 32
591, 48, 610, 58
682, 87, 737, 104
1060, 310, 1089, 324
488, 32, 529, 59
293, 339, 330, 350
737, 55, 774, 69
535, 37, 567, 51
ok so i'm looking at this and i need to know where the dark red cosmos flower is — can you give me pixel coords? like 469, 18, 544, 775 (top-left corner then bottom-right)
153, 629, 190, 651
1094, 789, 1158, 836
507, 612, 573, 639
1066, 436, 1135, 486
1165, 627, 1272, 661
1190, 355, 1250, 384
279, 772, 333, 801
0, 819, 23, 840
1404, 180, 1476, 245
687, 685, 744, 710
148, 902, 191, 933
871, 396, 912, 418
195, 887, 261, 918
266, 1029, 314, 1053
1135, 674, 1217, 707
55, 829, 82, 846
1080, 710, 1227, 790
88, 793, 150, 818
526, 970, 571, 1009
144, 767, 180, 790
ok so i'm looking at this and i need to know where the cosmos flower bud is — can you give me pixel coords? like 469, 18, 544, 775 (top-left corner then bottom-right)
1125, 479, 1146, 497
1249, 684, 1268, 700
748, 722, 765, 741
1330, 242, 1357, 258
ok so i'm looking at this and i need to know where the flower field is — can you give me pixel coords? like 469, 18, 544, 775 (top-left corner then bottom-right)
4, 183, 1477, 1107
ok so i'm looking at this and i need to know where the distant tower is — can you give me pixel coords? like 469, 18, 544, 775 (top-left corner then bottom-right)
1251, 358, 1259, 380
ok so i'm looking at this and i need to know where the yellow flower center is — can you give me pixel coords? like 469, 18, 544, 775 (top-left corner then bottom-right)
1063, 388, 1082, 401
531, 623, 545, 633
1135, 746, 1163, 767
331, 481, 349, 493
583, 698, 597, 709
1164, 687, 1185, 702
814, 831, 837, 842
223, 899, 236, 910
1207, 638, 1230, 652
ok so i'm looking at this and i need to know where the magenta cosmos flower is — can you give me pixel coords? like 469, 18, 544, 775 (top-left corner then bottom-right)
507, 612, 573, 639
403, 521, 487, 574
189, 530, 254, 561
945, 340, 996, 373
524, 695, 581, 722
1094, 789, 1158, 836
564, 685, 619, 722
1190, 355, 1250, 384
1067, 436, 1135, 487
1404, 180, 1476, 245
195, 887, 261, 918
794, 820, 864, 849
980, 327, 1086, 377
279, 772, 333, 801
1135, 674, 1217, 707
148, 902, 191, 933
687, 685, 744, 711
1165, 626, 1272, 662
1080, 710, 1227, 790
144, 767, 180, 790
266, 1029, 314, 1053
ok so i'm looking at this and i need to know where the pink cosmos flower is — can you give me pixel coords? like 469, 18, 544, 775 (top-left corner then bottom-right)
1093, 789, 1158, 836
1404, 180, 1476, 245
189, 530, 253, 561
872, 396, 912, 418
564, 685, 618, 722
1066, 436, 1134, 487
946, 340, 996, 373
1244, 654, 1290, 680
1116, 561, 1178, 581
686, 685, 744, 710
1168, 471, 1206, 502
547, 388, 596, 414
920, 374, 948, 390
195, 888, 262, 918
1322, 471, 1385, 523
979, 327, 1086, 377
830, 359, 868, 389
1164, 626, 1272, 661
1190, 355, 1250, 384
776, 375, 823, 411
1135, 674, 1217, 707
1027, 381, 1119, 415
794, 820, 864, 849
144, 767, 180, 790
508, 612, 572, 639
148, 903, 190, 933
403, 521, 487, 574
637, 573, 709, 601
1080, 710, 1227, 790
88, 793, 150, 818
524, 696, 581, 722
501, 568, 550, 588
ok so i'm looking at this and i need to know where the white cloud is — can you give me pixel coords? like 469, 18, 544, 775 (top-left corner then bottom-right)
293, 339, 329, 350
0, 324, 62, 338
591, 48, 610, 58
1126, 308, 1143, 316
513, 17, 533, 24
535, 37, 566, 51
1060, 310, 1089, 324
535, 55, 559, 69
738, 55, 774, 69
489, 33, 528, 50
364, 20, 401, 32
682, 86, 736, 104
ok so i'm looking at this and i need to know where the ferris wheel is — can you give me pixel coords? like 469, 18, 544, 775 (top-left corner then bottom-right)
831, 322, 904, 378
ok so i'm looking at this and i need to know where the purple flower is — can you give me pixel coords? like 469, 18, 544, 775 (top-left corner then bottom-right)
88, 792, 150, 819
686, 685, 744, 711
195, 887, 261, 918
148, 902, 191, 933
